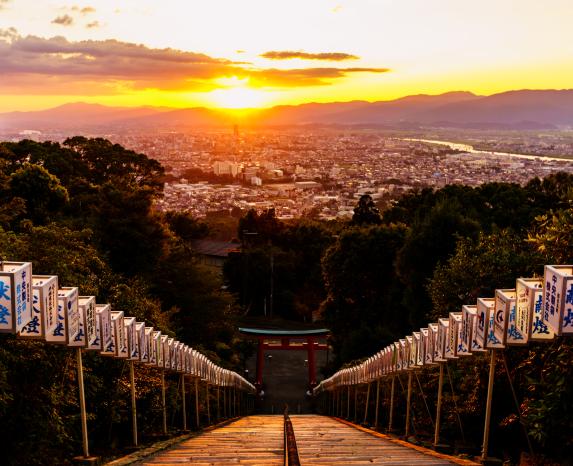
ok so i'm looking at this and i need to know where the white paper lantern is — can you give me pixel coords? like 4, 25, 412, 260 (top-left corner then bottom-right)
0, 262, 32, 334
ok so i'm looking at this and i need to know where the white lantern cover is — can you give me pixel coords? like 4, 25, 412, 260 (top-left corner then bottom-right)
20, 275, 57, 339
543, 265, 573, 336
517, 278, 554, 341
0, 262, 32, 334
79, 296, 97, 349
98, 304, 114, 355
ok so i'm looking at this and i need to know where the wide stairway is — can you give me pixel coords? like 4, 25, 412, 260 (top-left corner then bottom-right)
138, 415, 470, 465
138, 416, 284, 465
291, 415, 460, 465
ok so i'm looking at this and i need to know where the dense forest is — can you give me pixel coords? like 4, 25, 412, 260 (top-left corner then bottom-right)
0, 138, 244, 464
1, 138, 572, 463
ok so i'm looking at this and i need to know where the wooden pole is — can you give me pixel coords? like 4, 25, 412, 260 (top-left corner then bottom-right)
481, 350, 497, 461
223, 386, 227, 418
434, 363, 445, 447
195, 378, 200, 429
217, 385, 221, 420
161, 371, 167, 435
181, 374, 187, 431
354, 385, 358, 422
206, 383, 211, 425
405, 371, 413, 439
388, 376, 395, 432
363, 382, 371, 425
130, 361, 138, 446
76, 348, 90, 458
374, 378, 381, 430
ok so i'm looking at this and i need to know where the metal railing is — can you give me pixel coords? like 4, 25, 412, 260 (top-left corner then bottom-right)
283, 406, 301, 466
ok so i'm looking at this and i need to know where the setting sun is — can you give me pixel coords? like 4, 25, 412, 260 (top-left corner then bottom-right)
207, 77, 270, 109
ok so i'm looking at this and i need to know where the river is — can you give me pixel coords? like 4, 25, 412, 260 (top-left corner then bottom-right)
402, 138, 571, 162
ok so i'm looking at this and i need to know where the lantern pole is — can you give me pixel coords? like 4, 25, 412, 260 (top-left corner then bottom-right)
161, 371, 167, 435
481, 350, 497, 461
76, 348, 90, 458
363, 381, 371, 424
195, 378, 200, 429
217, 385, 221, 421
405, 371, 413, 438
374, 378, 381, 430
388, 376, 395, 432
181, 374, 187, 431
130, 360, 138, 446
206, 383, 211, 425
434, 362, 445, 447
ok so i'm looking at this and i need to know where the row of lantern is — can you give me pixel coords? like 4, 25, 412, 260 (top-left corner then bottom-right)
0, 261, 255, 392
314, 264, 573, 393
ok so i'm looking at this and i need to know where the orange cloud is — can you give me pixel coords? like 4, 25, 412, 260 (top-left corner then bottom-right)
0, 30, 390, 94
245, 67, 390, 87
261, 51, 359, 61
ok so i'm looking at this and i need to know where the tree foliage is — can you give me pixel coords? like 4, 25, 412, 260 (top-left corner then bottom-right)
0, 138, 246, 464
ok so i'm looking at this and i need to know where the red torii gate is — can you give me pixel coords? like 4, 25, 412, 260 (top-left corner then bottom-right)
238, 327, 330, 392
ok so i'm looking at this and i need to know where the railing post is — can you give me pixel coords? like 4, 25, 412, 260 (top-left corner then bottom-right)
434, 362, 445, 447
481, 350, 497, 461
374, 378, 381, 430
76, 348, 90, 459
388, 375, 395, 433
130, 360, 138, 446
161, 371, 167, 435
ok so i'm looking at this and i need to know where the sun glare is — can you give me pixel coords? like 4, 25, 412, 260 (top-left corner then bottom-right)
207, 76, 269, 109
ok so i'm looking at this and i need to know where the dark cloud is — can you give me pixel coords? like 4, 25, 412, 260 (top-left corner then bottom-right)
246, 67, 389, 87
85, 21, 101, 29
0, 30, 390, 94
261, 51, 359, 61
52, 15, 74, 26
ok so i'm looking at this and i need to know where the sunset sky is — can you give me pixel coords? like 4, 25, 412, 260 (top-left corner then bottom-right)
0, 0, 572, 111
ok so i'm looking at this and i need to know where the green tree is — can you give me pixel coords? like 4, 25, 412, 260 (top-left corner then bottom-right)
321, 224, 407, 363
352, 194, 381, 225
9, 164, 69, 224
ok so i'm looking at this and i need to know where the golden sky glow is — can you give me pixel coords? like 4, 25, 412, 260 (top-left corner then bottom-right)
0, 0, 572, 111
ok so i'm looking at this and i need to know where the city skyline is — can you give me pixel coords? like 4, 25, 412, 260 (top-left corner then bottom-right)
1, 0, 572, 112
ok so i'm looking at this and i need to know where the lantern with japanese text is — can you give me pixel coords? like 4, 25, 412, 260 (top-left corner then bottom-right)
79, 296, 98, 350
543, 265, 573, 336
19, 275, 57, 339
0, 261, 32, 334
98, 304, 113, 355
517, 278, 554, 341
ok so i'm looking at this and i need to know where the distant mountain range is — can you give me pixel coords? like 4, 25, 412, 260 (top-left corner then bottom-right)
2, 89, 573, 132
